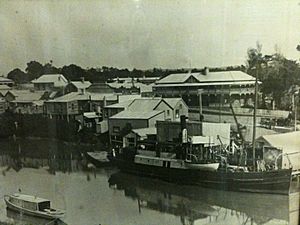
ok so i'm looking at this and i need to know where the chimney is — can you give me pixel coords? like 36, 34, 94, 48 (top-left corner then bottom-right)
81, 77, 85, 83
203, 67, 209, 75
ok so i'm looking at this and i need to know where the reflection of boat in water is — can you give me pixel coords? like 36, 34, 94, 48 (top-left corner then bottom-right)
6, 208, 67, 225
109, 172, 297, 225
109, 172, 217, 224
4, 193, 65, 220
85, 151, 110, 167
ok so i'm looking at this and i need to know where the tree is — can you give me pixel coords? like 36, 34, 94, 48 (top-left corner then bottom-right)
25, 61, 44, 81
61, 64, 86, 81
7, 68, 29, 84
43, 62, 60, 74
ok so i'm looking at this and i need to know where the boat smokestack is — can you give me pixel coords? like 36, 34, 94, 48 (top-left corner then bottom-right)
180, 115, 188, 144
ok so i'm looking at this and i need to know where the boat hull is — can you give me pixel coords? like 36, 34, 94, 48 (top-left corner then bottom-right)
4, 197, 64, 220
85, 152, 111, 168
113, 158, 292, 195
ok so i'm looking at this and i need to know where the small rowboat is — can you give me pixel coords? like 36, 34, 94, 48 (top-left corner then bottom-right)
4, 193, 65, 220
86, 151, 110, 167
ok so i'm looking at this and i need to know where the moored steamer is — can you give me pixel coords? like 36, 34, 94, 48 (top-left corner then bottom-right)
111, 115, 293, 195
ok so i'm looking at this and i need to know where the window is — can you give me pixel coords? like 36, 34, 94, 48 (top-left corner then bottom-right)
166, 110, 170, 116
175, 109, 179, 118
113, 126, 120, 133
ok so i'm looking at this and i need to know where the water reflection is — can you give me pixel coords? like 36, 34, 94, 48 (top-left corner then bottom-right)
109, 172, 299, 225
0, 138, 299, 225
0, 137, 94, 174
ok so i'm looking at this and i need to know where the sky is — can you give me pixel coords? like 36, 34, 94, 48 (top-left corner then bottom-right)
0, 0, 300, 75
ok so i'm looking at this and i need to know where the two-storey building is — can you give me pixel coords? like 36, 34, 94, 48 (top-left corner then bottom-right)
153, 68, 257, 108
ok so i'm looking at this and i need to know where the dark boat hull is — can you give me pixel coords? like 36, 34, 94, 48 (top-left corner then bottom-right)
113, 158, 292, 195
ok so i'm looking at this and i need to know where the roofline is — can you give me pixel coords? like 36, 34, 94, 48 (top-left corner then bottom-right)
110, 110, 164, 120
153, 99, 173, 110
154, 80, 259, 87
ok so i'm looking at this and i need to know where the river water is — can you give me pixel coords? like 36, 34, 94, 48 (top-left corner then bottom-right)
0, 138, 299, 225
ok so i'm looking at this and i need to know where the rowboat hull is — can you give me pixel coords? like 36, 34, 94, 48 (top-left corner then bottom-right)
86, 151, 111, 168
113, 158, 292, 195
4, 196, 64, 220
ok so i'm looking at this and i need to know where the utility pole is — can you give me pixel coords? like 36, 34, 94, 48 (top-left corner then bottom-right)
252, 66, 259, 171
198, 89, 203, 122
293, 89, 299, 131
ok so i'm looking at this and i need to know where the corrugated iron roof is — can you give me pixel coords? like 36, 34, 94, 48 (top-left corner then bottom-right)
47, 92, 117, 102
257, 131, 300, 154
105, 100, 134, 109
8, 90, 46, 102
128, 98, 162, 112
110, 110, 163, 119
31, 74, 68, 87
70, 81, 92, 89
156, 71, 255, 84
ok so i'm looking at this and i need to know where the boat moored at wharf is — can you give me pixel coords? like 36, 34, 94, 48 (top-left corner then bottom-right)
110, 116, 293, 195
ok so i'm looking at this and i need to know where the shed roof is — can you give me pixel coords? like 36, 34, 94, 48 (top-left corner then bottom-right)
110, 110, 163, 120
156, 71, 255, 84
256, 131, 300, 154
32, 74, 68, 87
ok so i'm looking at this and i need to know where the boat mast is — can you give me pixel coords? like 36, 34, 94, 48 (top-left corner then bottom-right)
251, 65, 259, 170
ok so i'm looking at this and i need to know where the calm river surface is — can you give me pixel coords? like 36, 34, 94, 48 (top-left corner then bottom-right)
0, 138, 299, 225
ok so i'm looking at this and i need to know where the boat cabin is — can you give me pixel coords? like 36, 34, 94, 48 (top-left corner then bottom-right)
8, 194, 51, 211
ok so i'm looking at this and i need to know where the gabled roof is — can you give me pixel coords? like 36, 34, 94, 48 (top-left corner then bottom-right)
7, 90, 46, 102
156, 71, 255, 84
87, 83, 114, 93
127, 98, 162, 112
32, 74, 68, 87
110, 110, 163, 120
69, 81, 92, 89
159, 98, 186, 110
